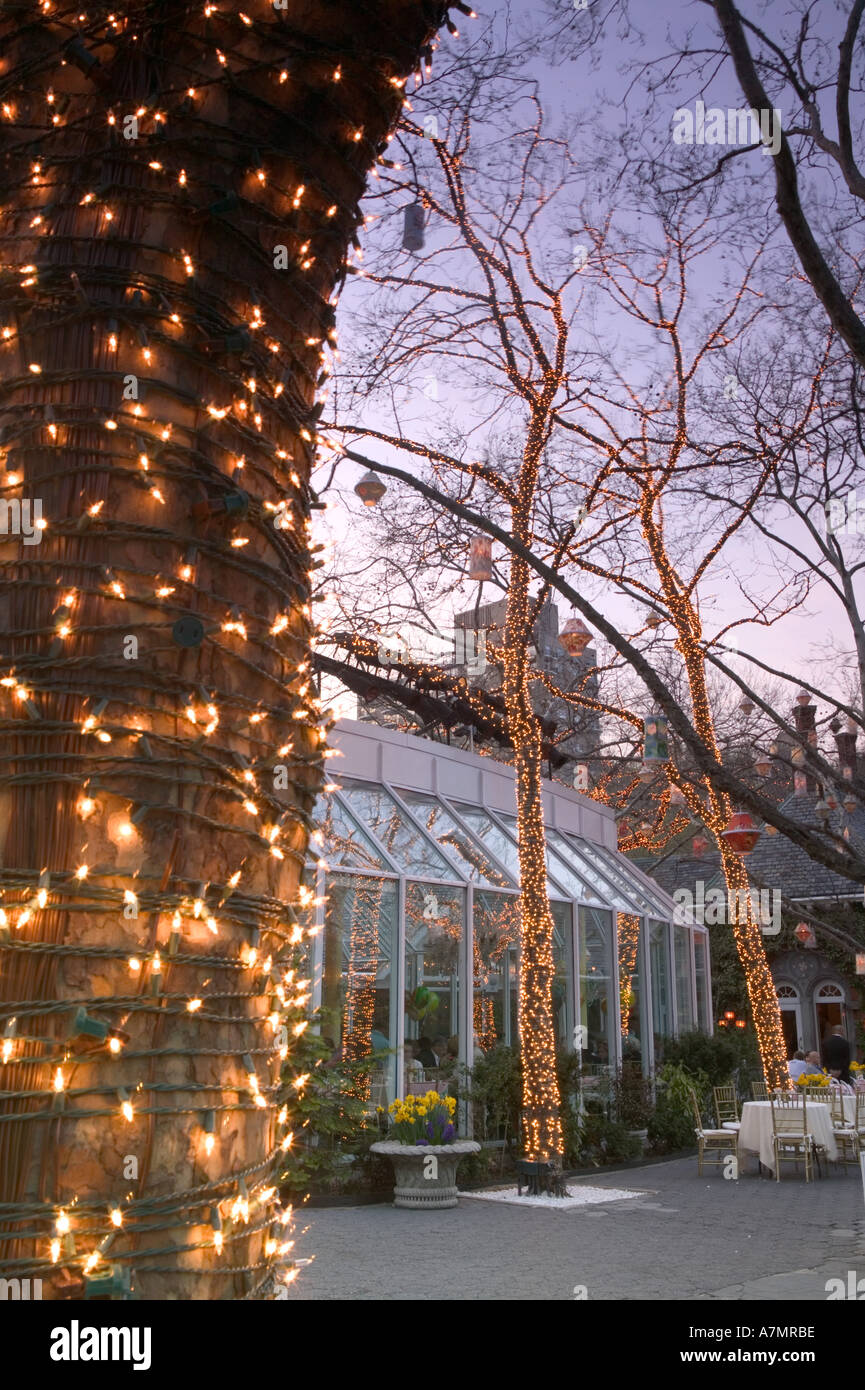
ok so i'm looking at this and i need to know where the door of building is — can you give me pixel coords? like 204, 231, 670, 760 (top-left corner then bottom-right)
776, 984, 802, 1056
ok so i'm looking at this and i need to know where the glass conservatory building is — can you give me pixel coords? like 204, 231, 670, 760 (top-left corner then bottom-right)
305, 720, 711, 1115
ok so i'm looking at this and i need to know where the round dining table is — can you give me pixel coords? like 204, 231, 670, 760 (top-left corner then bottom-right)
737, 1096, 856, 1173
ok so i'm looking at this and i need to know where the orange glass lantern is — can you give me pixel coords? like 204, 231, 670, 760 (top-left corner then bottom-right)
720, 810, 761, 854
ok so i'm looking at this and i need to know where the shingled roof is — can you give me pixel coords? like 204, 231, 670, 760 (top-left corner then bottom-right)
741, 792, 865, 901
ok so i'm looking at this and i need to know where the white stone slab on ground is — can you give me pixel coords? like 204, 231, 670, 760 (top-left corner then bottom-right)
459, 1183, 646, 1210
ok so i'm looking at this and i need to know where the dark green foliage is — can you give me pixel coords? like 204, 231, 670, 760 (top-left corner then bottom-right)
465, 1044, 523, 1147
278, 1028, 388, 1197
648, 1061, 705, 1153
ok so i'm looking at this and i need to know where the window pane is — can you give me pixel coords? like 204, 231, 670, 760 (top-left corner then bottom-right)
618, 913, 644, 1066
674, 924, 694, 1032
559, 834, 646, 914
340, 781, 454, 879
473, 891, 520, 1053
321, 873, 398, 1107
398, 791, 513, 889
694, 933, 709, 1032
404, 883, 463, 1093
649, 919, 673, 1060
578, 906, 614, 1068
551, 900, 573, 1049
310, 794, 392, 872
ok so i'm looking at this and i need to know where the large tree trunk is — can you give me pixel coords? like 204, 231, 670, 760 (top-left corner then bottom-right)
503, 544, 563, 1162
0, 0, 447, 1301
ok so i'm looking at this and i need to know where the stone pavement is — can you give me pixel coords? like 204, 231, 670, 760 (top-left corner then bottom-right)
286, 1156, 865, 1301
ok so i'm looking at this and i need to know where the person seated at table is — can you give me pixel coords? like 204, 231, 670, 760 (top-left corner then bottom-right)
804, 1050, 824, 1074
787, 1050, 809, 1081
828, 1067, 853, 1093
416, 1036, 438, 1068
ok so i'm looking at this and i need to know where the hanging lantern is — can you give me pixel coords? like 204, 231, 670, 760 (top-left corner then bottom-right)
724, 1010, 735, 1021
354, 470, 386, 507
691, 834, 707, 857
754, 753, 771, 777
738, 696, 755, 716
720, 809, 761, 854
794, 921, 817, 949
646, 612, 662, 630
642, 712, 670, 763
559, 615, 592, 658
468, 533, 492, 582
735, 1019, 747, 1029
402, 202, 425, 251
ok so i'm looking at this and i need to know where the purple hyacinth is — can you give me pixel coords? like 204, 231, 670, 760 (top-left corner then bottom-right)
442, 1121, 455, 1143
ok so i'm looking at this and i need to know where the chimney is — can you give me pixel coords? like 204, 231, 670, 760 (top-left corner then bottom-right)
792, 691, 818, 795
835, 718, 858, 782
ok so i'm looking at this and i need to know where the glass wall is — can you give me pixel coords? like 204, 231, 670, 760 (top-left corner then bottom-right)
473, 891, 520, 1053
649, 919, 673, 1062
308, 768, 709, 1114
673, 924, 694, 1033
694, 932, 710, 1032
321, 873, 398, 1107
404, 881, 463, 1089
578, 906, 615, 1067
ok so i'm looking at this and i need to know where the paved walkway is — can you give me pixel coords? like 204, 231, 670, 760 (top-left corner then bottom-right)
287, 1157, 865, 1300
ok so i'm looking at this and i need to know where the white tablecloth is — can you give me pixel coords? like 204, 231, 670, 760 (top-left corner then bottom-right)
738, 1099, 855, 1172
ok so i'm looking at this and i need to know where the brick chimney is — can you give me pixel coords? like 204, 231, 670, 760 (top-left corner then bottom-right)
792, 691, 818, 795
835, 718, 858, 782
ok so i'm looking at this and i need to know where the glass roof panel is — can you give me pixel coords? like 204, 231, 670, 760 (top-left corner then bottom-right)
584, 841, 673, 916
310, 794, 394, 872
560, 834, 658, 915
339, 780, 455, 880
450, 804, 564, 898
492, 812, 613, 906
544, 828, 645, 913
396, 790, 514, 889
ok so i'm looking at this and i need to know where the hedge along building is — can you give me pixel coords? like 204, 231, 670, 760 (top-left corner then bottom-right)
303, 718, 712, 1113
0, 1, 464, 1302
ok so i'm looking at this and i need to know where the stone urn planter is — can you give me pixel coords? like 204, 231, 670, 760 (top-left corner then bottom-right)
370, 1140, 481, 1209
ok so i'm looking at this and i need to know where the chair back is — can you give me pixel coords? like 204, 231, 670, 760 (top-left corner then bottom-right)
751, 1081, 768, 1101
857, 1091, 865, 1132
770, 1093, 808, 1136
803, 1085, 829, 1103
713, 1084, 738, 1127
829, 1087, 849, 1126
687, 1086, 703, 1131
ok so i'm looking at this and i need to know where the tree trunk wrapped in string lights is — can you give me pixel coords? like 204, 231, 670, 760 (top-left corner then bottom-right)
0, 0, 454, 1301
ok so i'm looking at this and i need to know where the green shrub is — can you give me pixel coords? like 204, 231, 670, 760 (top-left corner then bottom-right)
649, 1060, 705, 1153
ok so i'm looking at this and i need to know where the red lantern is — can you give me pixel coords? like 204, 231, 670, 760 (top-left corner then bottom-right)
794, 921, 816, 949
468, 534, 493, 582
354, 470, 386, 507
735, 1019, 746, 1029
559, 616, 592, 658
720, 810, 761, 854
724, 1011, 735, 1021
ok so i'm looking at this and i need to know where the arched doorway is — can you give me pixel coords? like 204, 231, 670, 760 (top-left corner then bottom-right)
776, 983, 802, 1057
814, 981, 846, 1049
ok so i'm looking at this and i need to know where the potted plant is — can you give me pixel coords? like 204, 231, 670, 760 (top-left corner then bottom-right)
371, 1091, 480, 1208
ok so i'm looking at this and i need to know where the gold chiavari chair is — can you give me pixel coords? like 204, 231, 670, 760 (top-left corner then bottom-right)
770, 1094, 815, 1182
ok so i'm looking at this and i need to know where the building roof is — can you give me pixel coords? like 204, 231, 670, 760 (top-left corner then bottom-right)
740, 792, 865, 902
